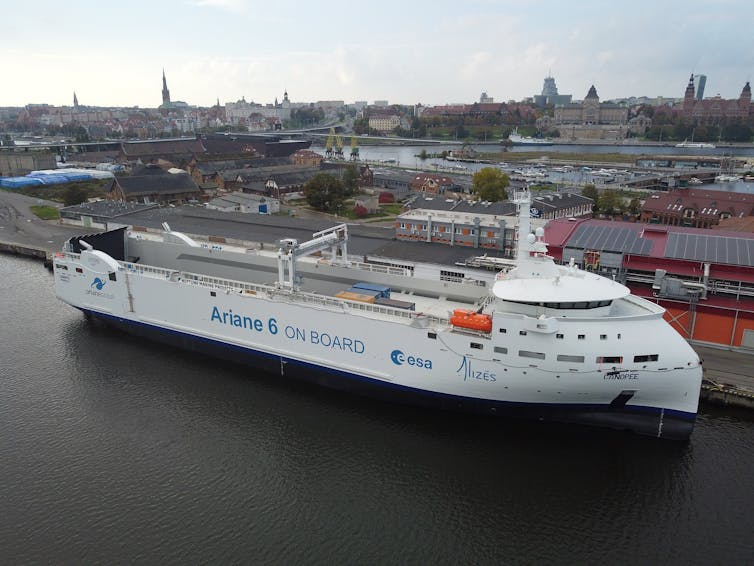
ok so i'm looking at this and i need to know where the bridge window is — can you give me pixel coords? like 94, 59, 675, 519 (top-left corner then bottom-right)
470, 342, 483, 350
597, 356, 623, 364
499, 328, 507, 334
557, 354, 584, 363
633, 354, 658, 362
427, 332, 437, 339
556, 333, 564, 339
494, 346, 507, 354
508, 300, 611, 309
600, 334, 607, 340
519, 330, 527, 336
519, 350, 545, 360
578, 334, 585, 340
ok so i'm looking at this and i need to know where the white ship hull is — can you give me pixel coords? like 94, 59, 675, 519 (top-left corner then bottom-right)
507, 130, 553, 146
53, 219, 702, 439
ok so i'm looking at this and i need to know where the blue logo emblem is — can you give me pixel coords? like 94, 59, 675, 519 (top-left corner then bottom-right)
390, 349, 432, 369
390, 349, 404, 365
91, 277, 106, 290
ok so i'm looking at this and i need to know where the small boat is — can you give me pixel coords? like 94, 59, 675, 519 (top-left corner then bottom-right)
675, 140, 716, 149
507, 128, 553, 146
450, 309, 493, 332
714, 174, 742, 183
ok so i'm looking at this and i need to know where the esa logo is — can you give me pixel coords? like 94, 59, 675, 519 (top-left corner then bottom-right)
390, 349, 433, 369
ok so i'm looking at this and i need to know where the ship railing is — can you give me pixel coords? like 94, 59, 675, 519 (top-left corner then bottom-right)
118, 259, 448, 325
328, 259, 411, 277
56, 251, 80, 261
119, 261, 273, 296
283, 289, 448, 326
477, 294, 496, 310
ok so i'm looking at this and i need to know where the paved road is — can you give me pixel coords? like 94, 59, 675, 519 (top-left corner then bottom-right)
695, 345, 754, 391
0, 190, 88, 251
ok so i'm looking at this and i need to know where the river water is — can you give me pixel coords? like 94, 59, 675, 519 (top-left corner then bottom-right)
326, 143, 754, 194
347, 142, 754, 164
1, 255, 753, 564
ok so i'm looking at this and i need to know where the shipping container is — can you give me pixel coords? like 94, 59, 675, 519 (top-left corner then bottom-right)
351, 282, 391, 299
335, 290, 376, 304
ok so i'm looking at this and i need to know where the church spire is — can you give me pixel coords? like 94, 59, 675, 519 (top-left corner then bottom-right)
161, 68, 171, 106
73, 91, 79, 109
683, 73, 696, 114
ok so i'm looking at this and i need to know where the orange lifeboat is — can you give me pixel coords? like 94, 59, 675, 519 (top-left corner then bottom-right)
450, 309, 493, 332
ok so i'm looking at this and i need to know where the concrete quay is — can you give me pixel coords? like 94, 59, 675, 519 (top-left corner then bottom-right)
2, 189, 754, 411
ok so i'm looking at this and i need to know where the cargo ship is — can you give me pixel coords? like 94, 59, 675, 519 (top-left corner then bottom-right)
53, 191, 702, 439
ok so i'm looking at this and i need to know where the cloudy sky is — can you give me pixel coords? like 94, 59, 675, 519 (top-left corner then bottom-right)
2, 0, 752, 108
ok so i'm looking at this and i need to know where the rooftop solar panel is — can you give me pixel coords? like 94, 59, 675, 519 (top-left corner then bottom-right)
665, 232, 754, 267
568, 224, 651, 255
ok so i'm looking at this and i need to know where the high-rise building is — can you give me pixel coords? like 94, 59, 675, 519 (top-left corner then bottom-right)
693, 74, 707, 101
533, 74, 572, 106
541, 75, 558, 98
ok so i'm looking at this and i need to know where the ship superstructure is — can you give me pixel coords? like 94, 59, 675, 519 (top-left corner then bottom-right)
53, 192, 702, 438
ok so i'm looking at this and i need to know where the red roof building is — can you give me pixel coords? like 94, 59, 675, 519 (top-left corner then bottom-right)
409, 173, 457, 194
640, 188, 754, 229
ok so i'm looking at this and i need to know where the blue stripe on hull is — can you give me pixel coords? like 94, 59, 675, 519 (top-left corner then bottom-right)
80, 309, 697, 440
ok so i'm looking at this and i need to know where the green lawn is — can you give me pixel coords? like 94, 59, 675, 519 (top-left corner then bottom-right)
29, 205, 60, 220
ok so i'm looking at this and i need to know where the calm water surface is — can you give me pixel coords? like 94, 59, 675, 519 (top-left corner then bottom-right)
1, 255, 753, 564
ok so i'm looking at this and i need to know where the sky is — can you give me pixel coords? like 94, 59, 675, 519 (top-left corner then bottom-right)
2, 0, 753, 108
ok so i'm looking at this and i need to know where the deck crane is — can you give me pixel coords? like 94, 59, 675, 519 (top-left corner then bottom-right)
277, 224, 349, 290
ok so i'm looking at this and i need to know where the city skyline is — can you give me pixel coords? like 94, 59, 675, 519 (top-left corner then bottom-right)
2, 0, 753, 108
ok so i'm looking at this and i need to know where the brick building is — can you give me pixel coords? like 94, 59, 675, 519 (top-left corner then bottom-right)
395, 193, 592, 253
409, 173, 460, 195
681, 74, 752, 123
640, 188, 754, 228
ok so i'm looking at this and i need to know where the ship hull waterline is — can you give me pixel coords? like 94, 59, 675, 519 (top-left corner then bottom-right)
80, 308, 696, 440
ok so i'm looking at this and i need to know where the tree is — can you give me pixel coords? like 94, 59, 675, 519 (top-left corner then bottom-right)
74, 126, 90, 143
303, 173, 345, 212
342, 164, 360, 196
62, 185, 88, 206
471, 167, 509, 202
722, 123, 753, 142
582, 184, 598, 203
597, 189, 625, 215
